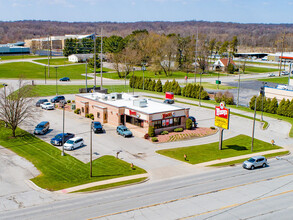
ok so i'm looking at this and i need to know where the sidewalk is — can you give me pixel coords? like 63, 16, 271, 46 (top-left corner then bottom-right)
56, 173, 148, 194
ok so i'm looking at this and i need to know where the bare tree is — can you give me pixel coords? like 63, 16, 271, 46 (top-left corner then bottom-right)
0, 80, 37, 137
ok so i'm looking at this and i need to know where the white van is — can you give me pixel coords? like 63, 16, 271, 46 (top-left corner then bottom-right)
64, 137, 84, 151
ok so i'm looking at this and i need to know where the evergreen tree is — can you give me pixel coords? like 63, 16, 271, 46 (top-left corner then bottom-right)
171, 79, 176, 93
256, 95, 263, 111
176, 84, 181, 95
284, 99, 291, 117
277, 98, 286, 115
249, 96, 257, 110
269, 97, 278, 114
163, 80, 169, 93
264, 98, 271, 113
182, 86, 186, 96
287, 100, 293, 118
155, 79, 163, 92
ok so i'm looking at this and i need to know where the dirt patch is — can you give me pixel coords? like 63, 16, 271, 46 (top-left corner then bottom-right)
150, 127, 218, 143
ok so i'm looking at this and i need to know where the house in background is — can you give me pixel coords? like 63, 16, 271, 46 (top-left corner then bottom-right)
68, 54, 94, 63
213, 58, 236, 71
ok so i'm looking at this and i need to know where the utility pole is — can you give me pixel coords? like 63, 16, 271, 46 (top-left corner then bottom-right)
199, 72, 202, 107
251, 97, 257, 152
278, 33, 286, 77
100, 28, 103, 89
61, 104, 65, 156
194, 28, 198, 84
237, 69, 240, 107
85, 61, 88, 92
289, 63, 292, 85
94, 32, 97, 87
47, 35, 50, 78
90, 122, 93, 177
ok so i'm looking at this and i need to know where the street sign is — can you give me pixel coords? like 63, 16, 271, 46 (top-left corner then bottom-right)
215, 102, 230, 130
216, 80, 221, 85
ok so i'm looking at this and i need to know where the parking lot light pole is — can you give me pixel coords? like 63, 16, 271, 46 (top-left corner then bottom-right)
132, 68, 135, 95
237, 70, 241, 107
142, 64, 146, 90
55, 66, 58, 95
85, 62, 88, 92
90, 122, 93, 177
261, 82, 267, 122
251, 95, 257, 152
2, 83, 8, 98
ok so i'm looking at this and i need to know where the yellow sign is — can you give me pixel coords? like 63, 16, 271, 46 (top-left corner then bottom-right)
215, 116, 229, 130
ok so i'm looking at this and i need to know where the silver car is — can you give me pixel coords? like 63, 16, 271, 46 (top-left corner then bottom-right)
242, 156, 268, 170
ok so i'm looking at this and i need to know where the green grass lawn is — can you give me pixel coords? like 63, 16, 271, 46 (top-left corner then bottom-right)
235, 61, 279, 67
209, 151, 290, 167
244, 66, 278, 74
33, 58, 73, 65
257, 76, 292, 84
0, 123, 146, 191
156, 135, 282, 165
0, 55, 47, 60
0, 62, 112, 79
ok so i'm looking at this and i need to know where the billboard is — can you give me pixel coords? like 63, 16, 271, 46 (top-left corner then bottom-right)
215, 102, 230, 129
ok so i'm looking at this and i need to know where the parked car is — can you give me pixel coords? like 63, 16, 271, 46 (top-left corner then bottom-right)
36, 99, 49, 107
188, 116, 198, 128
164, 99, 174, 104
50, 133, 75, 146
40, 102, 55, 110
59, 77, 70, 81
242, 156, 268, 170
116, 125, 132, 137
51, 95, 66, 103
34, 121, 50, 135
64, 137, 84, 151
267, 73, 275, 77
91, 121, 104, 133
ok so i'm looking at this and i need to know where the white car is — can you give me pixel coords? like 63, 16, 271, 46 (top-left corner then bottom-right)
64, 137, 84, 151
40, 102, 55, 110
267, 73, 275, 77
281, 71, 289, 76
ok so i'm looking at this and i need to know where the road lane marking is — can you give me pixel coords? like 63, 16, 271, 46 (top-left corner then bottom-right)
88, 173, 293, 219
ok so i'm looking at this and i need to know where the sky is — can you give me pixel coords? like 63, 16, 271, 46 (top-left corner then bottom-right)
0, 0, 292, 24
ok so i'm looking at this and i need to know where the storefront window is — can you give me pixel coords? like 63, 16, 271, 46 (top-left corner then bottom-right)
97, 112, 100, 118
126, 115, 144, 128
153, 117, 181, 129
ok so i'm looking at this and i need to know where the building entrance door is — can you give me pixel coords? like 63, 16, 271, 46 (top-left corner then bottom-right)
120, 115, 125, 125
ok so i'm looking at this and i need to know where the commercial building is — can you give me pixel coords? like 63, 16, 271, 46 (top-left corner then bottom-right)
0, 42, 30, 55
265, 86, 293, 102
267, 52, 293, 62
75, 93, 190, 135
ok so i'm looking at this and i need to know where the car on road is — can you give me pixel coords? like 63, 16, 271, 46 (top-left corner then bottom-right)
36, 99, 49, 107
59, 77, 70, 81
267, 73, 275, 77
64, 137, 84, 151
51, 95, 66, 103
116, 125, 132, 137
91, 121, 104, 133
164, 99, 174, 104
40, 102, 55, 110
34, 121, 50, 135
50, 133, 75, 146
281, 71, 289, 76
242, 156, 268, 170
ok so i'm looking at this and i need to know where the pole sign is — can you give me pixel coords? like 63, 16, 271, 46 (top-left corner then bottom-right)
215, 102, 230, 129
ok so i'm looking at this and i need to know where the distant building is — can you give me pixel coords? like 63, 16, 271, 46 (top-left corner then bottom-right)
267, 52, 293, 62
24, 34, 96, 52
0, 42, 30, 55
265, 86, 293, 102
213, 58, 236, 71
234, 52, 268, 59
68, 53, 107, 63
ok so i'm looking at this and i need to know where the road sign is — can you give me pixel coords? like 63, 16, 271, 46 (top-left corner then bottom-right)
215, 102, 230, 130
216, 80, 221, 85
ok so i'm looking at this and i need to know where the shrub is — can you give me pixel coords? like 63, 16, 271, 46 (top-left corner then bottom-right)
67, 100, 71, 103
210, 126, 216, 130
144, 133, 149, 139
72, 100, 75, 103
90, 115, 94, 120
89, 113, 94, 118
74, 108, 80, 114
186, 119, 193, 130
160, 130, 169, 135
151, 137, 158, 142
85, 114, 90, 118
148, 126, 155, 137
174, 128, 183, 132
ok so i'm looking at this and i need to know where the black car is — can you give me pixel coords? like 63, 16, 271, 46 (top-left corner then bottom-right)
50, 133, 75, 146
164, 99, 174, 104
91, 121, 104, 133
189, 116, 198, 128
51, 95, 66, 103
36, 99, 49, 107
59, 77, 70, 81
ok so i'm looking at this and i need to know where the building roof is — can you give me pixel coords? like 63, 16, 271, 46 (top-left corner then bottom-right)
219, 58, 236, 66
69, 54, 94, 59
76, 93, 187, 114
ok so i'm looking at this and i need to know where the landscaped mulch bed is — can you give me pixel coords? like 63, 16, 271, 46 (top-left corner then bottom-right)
154, 127, 217, 143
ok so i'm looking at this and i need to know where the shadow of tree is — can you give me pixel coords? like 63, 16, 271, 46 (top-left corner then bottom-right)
224, 145, 248, 151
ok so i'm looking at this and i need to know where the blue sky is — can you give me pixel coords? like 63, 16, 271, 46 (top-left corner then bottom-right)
0, 0, 292, 23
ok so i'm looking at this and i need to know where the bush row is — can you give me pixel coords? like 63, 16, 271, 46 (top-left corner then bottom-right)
215, 91, 234, 105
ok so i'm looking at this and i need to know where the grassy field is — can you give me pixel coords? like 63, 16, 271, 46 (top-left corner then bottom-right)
0, 62, 111, 79
209, 151, 290, 167
244, 66, 278, 74
257, 76, 292, 84
0, 123, 146, 191
156, 135, 282, 165
0, 55, 47, 60
33, 58, 73, 65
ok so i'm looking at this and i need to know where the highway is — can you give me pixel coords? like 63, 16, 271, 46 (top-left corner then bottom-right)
1, 156, 292, 220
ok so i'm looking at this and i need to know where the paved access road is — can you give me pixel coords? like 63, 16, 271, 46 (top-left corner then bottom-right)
1, 156, 292, 220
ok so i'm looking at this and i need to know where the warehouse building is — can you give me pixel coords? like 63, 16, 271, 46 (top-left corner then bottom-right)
75, 93, 190, 135
0, 42, 30, 55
